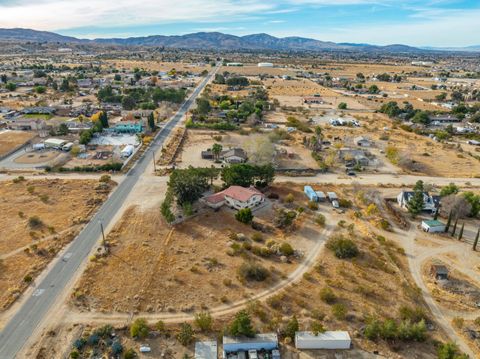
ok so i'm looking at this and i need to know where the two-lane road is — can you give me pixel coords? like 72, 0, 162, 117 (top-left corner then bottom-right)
0, 64, 219, 358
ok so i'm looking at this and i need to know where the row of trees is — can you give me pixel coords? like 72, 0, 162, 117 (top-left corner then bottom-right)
160, 164, 275, 223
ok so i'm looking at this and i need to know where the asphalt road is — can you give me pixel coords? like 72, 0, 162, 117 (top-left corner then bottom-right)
0, 64, 219, 358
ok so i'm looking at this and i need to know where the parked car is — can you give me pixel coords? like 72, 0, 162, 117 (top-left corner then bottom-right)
139, 345, 151, 353
248, 350, 258, 359
332, 200, 340, 209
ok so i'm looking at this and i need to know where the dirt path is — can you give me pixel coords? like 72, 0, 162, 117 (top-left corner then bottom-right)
63, 215, 334, 325
389, 226, 476, 357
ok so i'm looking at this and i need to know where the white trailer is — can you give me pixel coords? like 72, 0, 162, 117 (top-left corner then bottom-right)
121, 144, 134, 158
62, 142, 74, 151
33, 143, 45, 151
295, 331, 351, 350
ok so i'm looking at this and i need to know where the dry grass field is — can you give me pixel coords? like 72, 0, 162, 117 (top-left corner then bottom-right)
104, 60, 209, 73
0, 130, 36, 157
220, 65, 294, 76
72, 204, 316, 314
0, 178, 113, 311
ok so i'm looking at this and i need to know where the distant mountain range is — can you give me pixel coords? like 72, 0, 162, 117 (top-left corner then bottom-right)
0, 28, 478, 53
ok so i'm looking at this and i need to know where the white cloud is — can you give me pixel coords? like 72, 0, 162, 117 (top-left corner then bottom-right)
0, 0, 275, 30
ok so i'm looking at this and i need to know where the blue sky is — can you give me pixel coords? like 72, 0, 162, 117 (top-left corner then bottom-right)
0, 0, 479, 46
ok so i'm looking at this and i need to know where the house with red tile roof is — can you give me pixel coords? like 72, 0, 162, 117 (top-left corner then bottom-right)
203, 186, 265, 210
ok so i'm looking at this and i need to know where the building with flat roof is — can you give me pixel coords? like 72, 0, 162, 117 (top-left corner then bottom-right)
195, 341, 217, 359
223, 333, 278, 353
295, 331, 351, 350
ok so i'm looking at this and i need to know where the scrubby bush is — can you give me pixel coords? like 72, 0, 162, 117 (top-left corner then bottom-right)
284, 316, 299, 340
331, 303, 347, 320
124, 348, 136, 359
28, 216, 43, 228
319, 287, 336, 304
111, 341, 123, 355
238, 262, 269, 281
326, 236, 359, 259
279, 242, 294, 256
177, 322, 194, 346
251, 233, 263, 242
284, 193, 294, 203
99, 174, 111, 183
130, 318, 149, 339
307, 201, 318, 210
236, 208, 253, 224
315, 214, 326, 226
194, 311, 213, 332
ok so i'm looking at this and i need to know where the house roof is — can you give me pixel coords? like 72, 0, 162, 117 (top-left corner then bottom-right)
205, 186, 263, 204
423, 220, 444, 227
222, 148, 247, 159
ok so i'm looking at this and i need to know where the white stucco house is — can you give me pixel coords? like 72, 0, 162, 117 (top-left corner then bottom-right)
203, 186, 265, 210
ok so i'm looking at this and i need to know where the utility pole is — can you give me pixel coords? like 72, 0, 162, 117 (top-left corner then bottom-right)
99, 220, 106, 247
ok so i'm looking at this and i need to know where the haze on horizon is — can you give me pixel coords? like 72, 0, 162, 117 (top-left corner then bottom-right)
0, 0, 478, 47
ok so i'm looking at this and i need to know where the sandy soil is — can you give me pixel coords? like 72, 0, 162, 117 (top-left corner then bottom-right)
14, 151, 61, 164
0, 131, 36, 157
71, 204, 315, 314
0, 178, 113, 311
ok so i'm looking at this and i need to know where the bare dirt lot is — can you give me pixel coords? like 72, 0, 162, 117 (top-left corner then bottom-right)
0, 130, 36, 157
0, 178, 114, 311
71, 203, 319, 314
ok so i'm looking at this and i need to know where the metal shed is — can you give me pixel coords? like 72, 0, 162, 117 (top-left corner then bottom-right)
315, 191, 326, 201
223, 333, 278, 353
195, 341, 217, 359
304, 186, 318, 201
295, 331, 351, 350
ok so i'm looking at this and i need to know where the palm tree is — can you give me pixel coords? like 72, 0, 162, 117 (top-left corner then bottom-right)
211, 143, 223, 161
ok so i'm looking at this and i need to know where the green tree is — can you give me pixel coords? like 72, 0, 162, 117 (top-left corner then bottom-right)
122, 95, 136, 110
458, 223, 465, 241
412, 111, 431, 125
445, 210, 453, 232
6, 82, 17, 91
440, 183, 459, 197
379, 101, 401, 118
235, 208, 253, 224
368, 84, 379, 94
437, 342, 469, 359
284, 316, 299, 340
168, 168, 210, 205
229, 310, 255, 337
211, 143, 223, 161
451, 217, 458, 237
338, 102, 347, 110
196, 97, 211, 115
35, 85, 46, 94
407, 180, 425, 217
148, 112, 155, 131
463, 192, 480, 217
100, 111, 109, 128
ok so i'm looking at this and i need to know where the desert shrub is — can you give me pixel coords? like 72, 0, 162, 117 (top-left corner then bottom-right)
338, 198, 352, 208
251, 233, 263, 242
194, 311, 213, 332
311, 321, 326, 335
28, 216, 43, 228
73, 338, 86, 350
273, 209, 297, 229
70, 350, 80, 359
238, 262, 269, 281
39, 194, 49, 203
452, 317, 464, 329
279, 242, 294, 256
364, 318, 381, 340
23, 274, 33, 283
315, 214, 326, 226
326, 236, 359, 259
124, 348, 136, 359
155, 320, 166, 332
223, 278, 232, 286
235, 208, 253, 224
437, 342, 469, 359
99, 174, 111, 183
27, 185, 35, 194
177, 322, 194, 346
111, 341, 123, 355
87, 333, 100, 346
130, 318, 149, 339
308, 201, 318, 210
399, 306, 427, 323
319, 287, 336, 304
284, 193, 294, 203
331, 303, 347, 320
